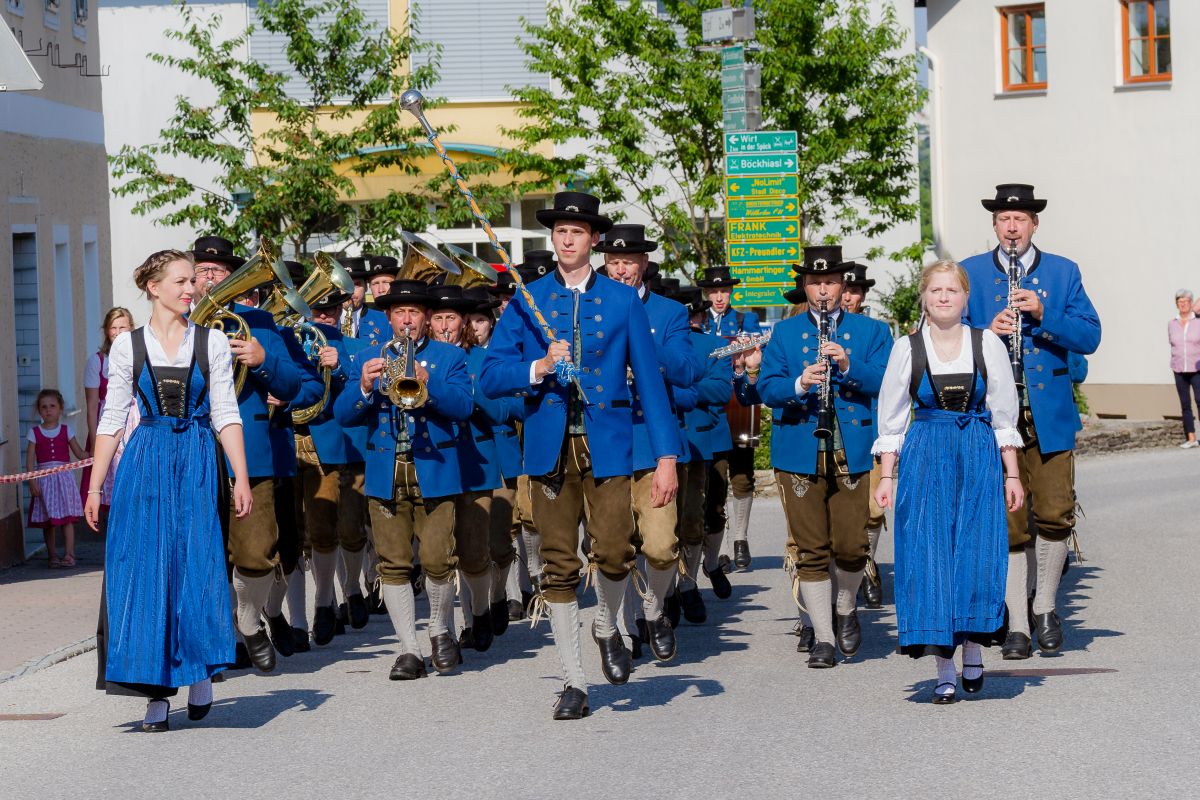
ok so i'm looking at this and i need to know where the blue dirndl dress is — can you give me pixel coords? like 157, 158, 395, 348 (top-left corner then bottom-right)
893, 336, 1009, 658
99, 328, 234, 695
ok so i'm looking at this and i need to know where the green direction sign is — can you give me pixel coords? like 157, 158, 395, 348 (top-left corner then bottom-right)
725, 153, 797, 176
733, 282, 792, 308
727, 219, 799, 242
726, 175, 799, 198
723, 87, 746, 110
724, 130, 798, 155
721, 44, 745, 68
727, 241, 801, 263
723, 109, 748, 131
727, 196, 799, 219
730, 264, 794, 284
721, 67, 743, 91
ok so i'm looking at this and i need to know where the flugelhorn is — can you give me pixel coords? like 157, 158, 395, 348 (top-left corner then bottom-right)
381, 325, 428, 410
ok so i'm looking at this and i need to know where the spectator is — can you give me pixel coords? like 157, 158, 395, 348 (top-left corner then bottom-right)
81, 307, 135, 515
1168, 289, 1200, 448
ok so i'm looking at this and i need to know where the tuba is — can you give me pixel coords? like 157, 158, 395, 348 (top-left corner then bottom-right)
380, 326, 429, 410
398, 231, 460, 283
443, 242, 499, 289
191, 239, 309, 394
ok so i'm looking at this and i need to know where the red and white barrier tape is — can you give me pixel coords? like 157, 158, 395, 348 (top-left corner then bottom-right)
0, 459, 93, 484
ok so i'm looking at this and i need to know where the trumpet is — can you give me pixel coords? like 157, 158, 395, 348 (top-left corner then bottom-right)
709, 331, 772, 359
381, 326, 429, 410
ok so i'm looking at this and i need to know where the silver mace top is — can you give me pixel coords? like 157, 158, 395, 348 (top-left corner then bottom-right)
399, 88, 436, 137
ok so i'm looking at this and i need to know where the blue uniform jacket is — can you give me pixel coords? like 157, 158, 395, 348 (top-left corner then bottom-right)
472, 343, 525, 481
357, 307, 391, 348
702, 308, 762, 338
629, 291, 700, 471
962, 246, 1101, 454
738, 311, 891, 475
678, 329, 734, 461
301, 324, 369, 465
458, 345, 521, 492
333, 339, 474, 500
479, 269, 680, 480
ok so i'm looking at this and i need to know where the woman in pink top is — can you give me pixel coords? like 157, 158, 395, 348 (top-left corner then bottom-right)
1169, 289, 1200, 448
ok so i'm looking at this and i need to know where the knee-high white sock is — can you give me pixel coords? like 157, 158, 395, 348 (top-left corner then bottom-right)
867, 525, 883, 558
311, 550, 338, 609
232, 569, 273, 636
382, 583, 419, 656
934, 655, 957, 695
1024, 542, 1037, 598
703, 532, 724, 572
798, 579, 834, 645
593, 572, 627, 638
285, 566, 308, 631
549, 600, 587, 692
264, 573, 288, 618
504, 560, 520, 601
1005, 550, 1030, 637
642, 564, 676, 620
426, 577, 456, 638
618, 571, 640, 638
679, 544, 702, 591
463, 572, 492, 617
833, 565, 865, 615
523, 528, 544, 578
729, 493, 753, 543
455, 571, 472, 630
1033, 536, 1069, 615
961, 640, 983, 680
187, 678, 212, 708
341, 548, 365, 598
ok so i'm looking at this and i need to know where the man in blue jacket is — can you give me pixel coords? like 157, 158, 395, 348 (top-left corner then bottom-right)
597, 224, 699, 661
738, 245, 892, 668
962, 184, 1101, 659
334, 279, 475, 681
480, 192, 679, 720
339, 256, 391, 347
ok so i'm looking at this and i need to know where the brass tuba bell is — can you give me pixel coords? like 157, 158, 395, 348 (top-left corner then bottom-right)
398, 231, 460, 283
443, 242, 500, 289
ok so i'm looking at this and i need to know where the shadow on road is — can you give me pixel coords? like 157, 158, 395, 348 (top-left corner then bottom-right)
116, 688, 334, 731
599, 673, 725, 713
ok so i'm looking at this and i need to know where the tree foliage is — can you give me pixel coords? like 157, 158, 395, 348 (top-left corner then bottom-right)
109, 0, 506, 256
504, 0, 925, 279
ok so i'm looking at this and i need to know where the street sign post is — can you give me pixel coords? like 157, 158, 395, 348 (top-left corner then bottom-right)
725, 175, 799, 198
724, 130, 798, 154
725, 152, 797, 176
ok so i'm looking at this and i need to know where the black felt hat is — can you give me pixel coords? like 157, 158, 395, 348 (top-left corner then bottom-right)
426, 284, 477, 314
981, 183, 1047, 214
374, 279, 432, 310
365, 254, 401, 277
655, 276, 681, 296
464, 286, 500, 313
696, 266, 741, 289
338, 256, 370, 280
535, 191, 614, 234
283, 260, 307, 284
674, 286, 712, 314
190, 236, 246, 269
842, 261, 875, 289
792, 245, 845, 277
594, 224, 658, 254
492, 249, 556, 293
310, 290, 352, 311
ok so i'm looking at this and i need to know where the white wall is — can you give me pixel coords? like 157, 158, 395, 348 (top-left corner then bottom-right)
926, 0, 1200, 391
98, 0, 249, 322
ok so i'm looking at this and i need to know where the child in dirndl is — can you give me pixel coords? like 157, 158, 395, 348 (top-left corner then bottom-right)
26, 389, 86, 567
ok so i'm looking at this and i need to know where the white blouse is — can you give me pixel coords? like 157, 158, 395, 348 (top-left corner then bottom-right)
872, 326, 1022, 455
83, 352, 108, 389
97, 322, 242, 436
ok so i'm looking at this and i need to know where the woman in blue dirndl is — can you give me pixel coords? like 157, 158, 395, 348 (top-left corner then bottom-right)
873, 261, 1024, 704
86, 250, 254, 732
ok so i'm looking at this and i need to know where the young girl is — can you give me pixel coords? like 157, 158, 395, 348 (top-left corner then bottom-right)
873, 261, 1024, 704
26, 389, 87, 567
80, 307, 135, 515
85, 249, 253, 732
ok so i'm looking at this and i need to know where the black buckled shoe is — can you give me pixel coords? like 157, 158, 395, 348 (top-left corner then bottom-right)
961, 665, 984, 694
1034, 611, 1063, 653
471, 613, 494, 652
430, 632, 462, 674
679, 586, 707, 624
347, 593, 369, 630
1001, 631, 1032, 660
490, 600, 510, 636
665, 590, 682, 630
835, 610, 862, 657
265, 614, 295, 657
591, 624, 632, 685
313, 605, 337, 646
291, 627, 311, 653
242, 627, 277, 674
645, 614, 677, 662
931, 683, 957, 704
733, 540, 751, 570
508, 598, 526, 622
795, 624, 816, 653
861, 563, 883, 610
706, 566, 732, 600
807, 641, 837, 668
552, 685, 590, 720
389, 653, 427, 681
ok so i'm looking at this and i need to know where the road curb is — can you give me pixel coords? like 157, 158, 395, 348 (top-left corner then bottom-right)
0, 635, 97, 685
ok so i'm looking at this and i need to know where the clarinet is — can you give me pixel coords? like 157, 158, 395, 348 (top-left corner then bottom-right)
1006, 239, 1025, 390
814, 300, 835, 440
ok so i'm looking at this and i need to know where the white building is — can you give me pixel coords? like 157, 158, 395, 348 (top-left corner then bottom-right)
922, 0, 1191, 419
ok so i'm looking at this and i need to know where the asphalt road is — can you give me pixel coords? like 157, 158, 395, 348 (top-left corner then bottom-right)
1, 448, 1197, 798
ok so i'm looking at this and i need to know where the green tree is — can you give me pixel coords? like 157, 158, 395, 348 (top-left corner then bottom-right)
109, 0, 506, 256
504, 0, 924, 279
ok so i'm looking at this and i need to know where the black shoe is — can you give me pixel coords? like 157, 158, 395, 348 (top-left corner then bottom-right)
232, 642, 252, 670
142, 701, 170, 733
861, 563, 883, 610
836, 610, 862, 657
807, 641, 836, 668
552, 685, 590, 720
389, 653, 427, 681
313, 605, 337, 646
347, 593, 369, 630
242, 628, 277, 674
265, 613, 295, 657
718, 554, 732, 574
290, 627, 311, 653
490, 600, 510, 636
644, 614, 677, 662
472, 613, 494, 652
186, 701, 211, 721
794, 624, 816, 653
368, 585, 387, 615
1034, 611, 1063, 653
931, 683, 957, 704
507, 598, 525, 621
591, 623, 632, 685
733, 540, 751, 570
430, 632, 461, 674
961, 664, 984, 694
706, 566, 732, 600
628, 631, 645, 660
664, 590, 682, 630
679, 586, 707, 624
1001, 631, 1032, 660
335, 602, 349, 635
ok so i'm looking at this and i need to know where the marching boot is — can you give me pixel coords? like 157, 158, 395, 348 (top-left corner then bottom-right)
389, 653, 426, 680
265, 612, 296, 658
346, 593, 369, 630
429, 633, 462, 674
1001, 632, 1032, 660
799, 579, 836, 668
340, 546, 369, 631
313, 605, 338, 646
335, 602, 349, 635
426, 577, 461, 673
463, 571, 494, 652
284, 562, 310, 649
678, 586, 707, 624
664, 589, 682, 630
592, 623, 632, 685
861, 559, 883, 610
643, 565, 679, 661
490, 563, 510, 637
702, 532, 732, 598
643, 615, 677, 663
795, 625, 816, 653
1033, 535, 1069, 653
232, 570, 277, 673
835, 610, 862, 657
728, 493, 753, 570
310, 551, 339, 645
242, 628, 277, 674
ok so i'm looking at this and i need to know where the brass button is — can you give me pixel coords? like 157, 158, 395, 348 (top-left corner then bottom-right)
596, 331, 604, 339
598, 402, 605, 409
636, 410, 643, 417
595, 315, 602, 322
422, 432, 429, 438
424, 447, 432, 453
802, 333, 809, 339
596, 385, 603, 392
551, 310, 558, 318
419, 416, 426, 422
1037, 383, 1044, 390
802, 347, 809, 353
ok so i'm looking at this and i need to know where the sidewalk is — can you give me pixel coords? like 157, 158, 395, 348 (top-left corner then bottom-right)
0, 532, 103, 677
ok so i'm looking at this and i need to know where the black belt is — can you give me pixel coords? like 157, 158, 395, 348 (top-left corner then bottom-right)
696, 424, 714, 432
